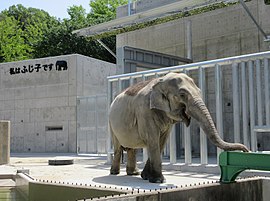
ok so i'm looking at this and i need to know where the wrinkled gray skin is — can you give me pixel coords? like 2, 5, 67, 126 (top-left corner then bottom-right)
109, 72, 249, 183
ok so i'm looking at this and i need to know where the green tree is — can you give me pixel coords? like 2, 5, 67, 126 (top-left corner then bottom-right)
0, 15, 29, 62
87, 0, 128, 24
35, 0, 128, 63
0, 4, 58, 62
67, 5, 88, 30
0, 1, 129, 63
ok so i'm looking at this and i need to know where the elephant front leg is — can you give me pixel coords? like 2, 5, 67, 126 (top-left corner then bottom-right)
126, 148, 139, 175
147, 143, 165, 183
141, 158, 150, 180
141, 129, 171, 182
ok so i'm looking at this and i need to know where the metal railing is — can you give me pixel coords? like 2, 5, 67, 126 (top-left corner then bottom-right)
107, 51, 270, 171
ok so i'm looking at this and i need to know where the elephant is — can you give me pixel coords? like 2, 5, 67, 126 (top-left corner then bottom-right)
109, 72, 249, 183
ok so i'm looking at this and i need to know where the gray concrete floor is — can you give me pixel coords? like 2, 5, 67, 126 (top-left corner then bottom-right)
0, 153, 220, 191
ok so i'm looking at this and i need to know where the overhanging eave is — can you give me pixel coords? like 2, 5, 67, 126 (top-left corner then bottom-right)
73, 0, 238, 39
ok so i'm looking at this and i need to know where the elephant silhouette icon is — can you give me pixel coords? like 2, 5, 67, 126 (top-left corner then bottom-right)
56, 60, 68, 71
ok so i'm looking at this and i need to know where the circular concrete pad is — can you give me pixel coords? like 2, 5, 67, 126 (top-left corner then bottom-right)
48, 157, 74, 165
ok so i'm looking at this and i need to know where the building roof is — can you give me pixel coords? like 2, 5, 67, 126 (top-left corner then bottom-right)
73, 0, 238, 39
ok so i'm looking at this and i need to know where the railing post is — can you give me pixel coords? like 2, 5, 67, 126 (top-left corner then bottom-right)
215, 64, 223, 161
256, 60, 263, 126
248, 61, 256, 151
264, 58, 270, 125
199, 67, 208, 165
241, 62, 249, 148
107, 80, 113, 163
141, 75, 148, 163
170, 125, 177, 164
184, 69, 192, 164
232, 63, 240, 143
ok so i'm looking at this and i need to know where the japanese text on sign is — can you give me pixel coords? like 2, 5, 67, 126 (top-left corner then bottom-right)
9, 60, 68, 75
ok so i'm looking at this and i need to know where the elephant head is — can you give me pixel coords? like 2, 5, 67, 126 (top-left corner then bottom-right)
150, 72, 249, 152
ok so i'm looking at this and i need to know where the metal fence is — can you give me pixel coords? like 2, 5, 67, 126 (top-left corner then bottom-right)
107, 51, 270, 171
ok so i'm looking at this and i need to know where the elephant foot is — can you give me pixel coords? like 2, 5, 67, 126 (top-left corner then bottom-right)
127, 167, 140, 176
110, 167, 120, 175
149, 174, 166, 183
141, 170, 150, 180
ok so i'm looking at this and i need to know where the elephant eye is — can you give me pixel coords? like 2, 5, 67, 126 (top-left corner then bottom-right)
179, 89, 187, 99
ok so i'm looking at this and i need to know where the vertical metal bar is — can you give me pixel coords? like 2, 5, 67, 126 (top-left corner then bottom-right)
232, 63, 240, 143
86, 98, 89, 153
130, 76, 134, 86
264, 58, 270, 125
170, 125, 177, 164
186, 20, 193, 60
199, 67, 208, 165
184, 125, 191, 164
184, 69, 192, 164
95, 95, 98, 153
128, 0, 132, 16
140, 75, 148, 163
248, 61, 256, 151
118, 78, 122, 93
241, 62, 249, 147
256, 60, 263, 126
107, 80, 113, 163
215, 64, 223, 160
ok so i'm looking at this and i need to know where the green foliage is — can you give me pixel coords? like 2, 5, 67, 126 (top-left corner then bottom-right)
88, 0, 128, 24
0, 1, 126, 63
0, 15, 29, 62
0, 4, 58, 62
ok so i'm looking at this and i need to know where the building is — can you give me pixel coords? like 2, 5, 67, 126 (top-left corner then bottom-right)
74, 0, 270, 159
0, 54, 116, 153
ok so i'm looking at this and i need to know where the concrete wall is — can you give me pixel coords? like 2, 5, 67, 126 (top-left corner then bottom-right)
0, 54, 116, 153
116, 0, 270, 62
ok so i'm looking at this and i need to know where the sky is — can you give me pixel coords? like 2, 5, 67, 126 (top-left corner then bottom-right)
0, 0, 91, 19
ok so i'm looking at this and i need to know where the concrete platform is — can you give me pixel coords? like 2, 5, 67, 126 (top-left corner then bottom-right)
2, 153, 270, 201
0, 153, 220, 191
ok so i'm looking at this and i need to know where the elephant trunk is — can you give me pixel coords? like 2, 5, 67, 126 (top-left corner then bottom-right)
188, 97, 249, 152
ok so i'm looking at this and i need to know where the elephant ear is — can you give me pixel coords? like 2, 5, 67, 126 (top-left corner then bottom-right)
150, 79, 171, 112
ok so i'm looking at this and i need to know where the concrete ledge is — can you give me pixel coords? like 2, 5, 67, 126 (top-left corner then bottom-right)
88, 177, 270, 201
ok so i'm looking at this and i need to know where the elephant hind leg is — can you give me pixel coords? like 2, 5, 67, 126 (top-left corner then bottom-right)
110, 135, 122, 175
126, 148, 139, 175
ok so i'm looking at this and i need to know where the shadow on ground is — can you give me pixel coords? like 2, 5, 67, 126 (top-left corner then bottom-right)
92, 174, 176, 190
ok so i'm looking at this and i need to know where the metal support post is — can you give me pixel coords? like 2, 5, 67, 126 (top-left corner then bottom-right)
264, 58, 270, 125
256, 60, 263, 126
248, 61, 256, 151
199, 67, 208, 165
184, 69, 192, 164
215, 64, 223, 161
97, 39, 117, 59
241, 62, 249, 147
107, 81, 113, 164
232, 63, 240, 143
170, 125, 177, 164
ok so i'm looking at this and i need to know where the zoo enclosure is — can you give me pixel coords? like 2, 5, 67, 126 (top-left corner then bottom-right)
107, 51, 270, 169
